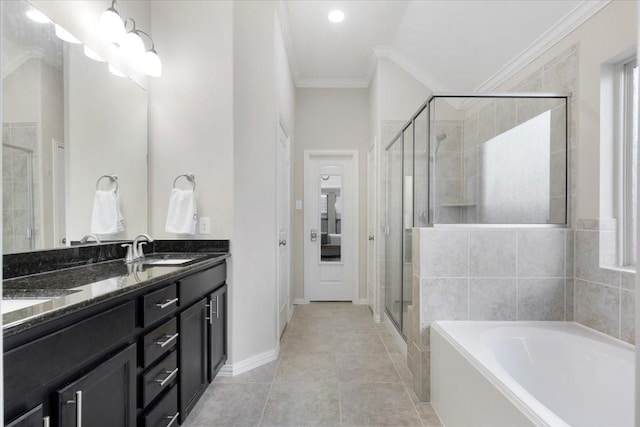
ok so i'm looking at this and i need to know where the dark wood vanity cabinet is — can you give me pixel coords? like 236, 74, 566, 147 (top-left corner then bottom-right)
4, 260, 228, 427
56, 344, 137, 427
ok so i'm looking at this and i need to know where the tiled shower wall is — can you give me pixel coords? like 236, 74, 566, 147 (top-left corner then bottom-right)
2, 122, 38, 253
408, 227, 573, 401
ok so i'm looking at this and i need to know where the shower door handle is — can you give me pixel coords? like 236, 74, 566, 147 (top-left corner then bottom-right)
310, 229, 317, 242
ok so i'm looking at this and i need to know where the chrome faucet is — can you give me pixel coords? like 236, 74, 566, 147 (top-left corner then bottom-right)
80, 234, 101, 244
132, 233, 153, 261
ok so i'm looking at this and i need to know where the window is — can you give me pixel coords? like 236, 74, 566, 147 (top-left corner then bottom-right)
619, 58, 638, 267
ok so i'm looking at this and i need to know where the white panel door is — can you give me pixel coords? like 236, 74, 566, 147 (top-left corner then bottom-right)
304, 151, 358, 301
367, 145, 376, 311
277, 122, 290, 337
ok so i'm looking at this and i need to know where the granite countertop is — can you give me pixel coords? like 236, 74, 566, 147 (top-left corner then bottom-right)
3, 252, 229, 337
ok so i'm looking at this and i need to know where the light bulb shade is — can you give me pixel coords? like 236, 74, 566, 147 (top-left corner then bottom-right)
26, 9, 50, 24
98, 8, 126, 43
54, 24, 80, 44
108, 64, 125, 77
83, 46, 105, 62
142, 49, 162, 77
121, 31, 145, 60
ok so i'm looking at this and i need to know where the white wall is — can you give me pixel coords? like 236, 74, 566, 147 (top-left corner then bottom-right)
149, 1, 234, 239
293, 88, 370, 302
379, 57, 432, 123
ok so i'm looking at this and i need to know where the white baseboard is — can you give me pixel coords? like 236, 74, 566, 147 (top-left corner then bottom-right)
373, 314, 381, 322
353, 298, 368, 305
293, 298, 309, 305
217, 346, 279, 377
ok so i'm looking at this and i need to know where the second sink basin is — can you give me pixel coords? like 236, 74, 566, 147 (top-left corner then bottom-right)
143, 258, 196, 266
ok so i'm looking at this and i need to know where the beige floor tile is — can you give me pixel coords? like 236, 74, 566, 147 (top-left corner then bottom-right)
182, 382, 271, 427
336, 353, 402, 383
214, 361, 279, 383
339, 382, 422, 426
331, 317, 378, 334
331, 333, 386, 354
390, 353, 413, 383
381, 335, 403, 355
283, 333, 334, 353
274, 351, 337, 383
285, 317, 334, 334
260, 381, 340, 426
415, 403, 443, 427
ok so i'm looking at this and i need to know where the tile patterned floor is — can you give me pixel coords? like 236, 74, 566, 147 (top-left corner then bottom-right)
183, 302, 443, 427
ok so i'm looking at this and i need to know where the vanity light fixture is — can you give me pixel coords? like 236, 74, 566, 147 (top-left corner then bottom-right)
121, 19, 146, 60
26, 9, 50, 24
98, 0, 126, 43
54, 24, 80, 44
84, 46, 105, 62
328, 10, 345, 23
136, 31, 162, 77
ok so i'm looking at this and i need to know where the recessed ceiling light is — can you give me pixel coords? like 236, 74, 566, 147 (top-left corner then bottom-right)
26, 9, 50, 24
328, 10, 345, 23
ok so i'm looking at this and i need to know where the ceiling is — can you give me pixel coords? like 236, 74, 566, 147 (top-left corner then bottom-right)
281, 0, 609, 92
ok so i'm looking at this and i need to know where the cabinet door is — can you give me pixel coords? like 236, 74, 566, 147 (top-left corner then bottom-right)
179, 298, 208, 423
56, 344, 136, 427
6, 404, 46, 427
208, 285, 227, 382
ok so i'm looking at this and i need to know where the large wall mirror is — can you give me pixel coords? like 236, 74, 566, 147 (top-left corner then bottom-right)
1, 0, 148, 254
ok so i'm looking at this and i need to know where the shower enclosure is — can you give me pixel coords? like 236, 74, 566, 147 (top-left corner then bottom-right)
384, 93, 570, 336
3, 143, 34, 253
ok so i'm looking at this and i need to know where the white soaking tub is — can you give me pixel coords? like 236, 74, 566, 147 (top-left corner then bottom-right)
431, 321, 634, 427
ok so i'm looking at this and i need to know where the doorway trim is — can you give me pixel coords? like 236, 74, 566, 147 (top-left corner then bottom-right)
303, 149, 359, 302
276, 113, 292, 339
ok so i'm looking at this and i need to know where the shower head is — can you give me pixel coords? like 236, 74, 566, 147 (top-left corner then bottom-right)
436, 133, 447, 143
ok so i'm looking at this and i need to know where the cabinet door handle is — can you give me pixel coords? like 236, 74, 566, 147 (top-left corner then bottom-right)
156, 298, 179, 309
165, 412, 179, 427
212, 296, 219, 319
66, 391, 83, 427
155, 367, 179, 387
43, 416, 50, 427
154, 332, 179, 348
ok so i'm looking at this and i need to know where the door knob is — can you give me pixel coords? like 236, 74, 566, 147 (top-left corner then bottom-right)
279, 239, 287, 246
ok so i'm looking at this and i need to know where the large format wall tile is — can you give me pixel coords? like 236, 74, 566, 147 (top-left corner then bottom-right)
469, 278, 517, 320
574, 279, 620, 338
469, 230, 516, 277
574, 230, 620, 286
517, 278, 564, 321
421, 278, 468, 322
621, 290, 635, 344
420, 229, 468, 277
517, 229, 565, 277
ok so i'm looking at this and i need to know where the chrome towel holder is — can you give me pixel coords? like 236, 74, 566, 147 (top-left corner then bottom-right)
96, 174, 118, 192
173, 173, 196, 190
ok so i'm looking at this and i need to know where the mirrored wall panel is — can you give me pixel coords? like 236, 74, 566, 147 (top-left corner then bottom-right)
1, 0, 149, 253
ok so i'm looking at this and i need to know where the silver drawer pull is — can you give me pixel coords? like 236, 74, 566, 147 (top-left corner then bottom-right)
165, 412, 179, 427
156, 298, 179, 309
155, 367, 179, 387
155, 332, 179, 348
66, 391, 82, 427
212, 296, 219, 319
43, 416, 50, 427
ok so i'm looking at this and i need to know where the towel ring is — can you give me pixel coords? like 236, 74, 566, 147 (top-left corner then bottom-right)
173, 173, 196, 190
96, 174, 118, 192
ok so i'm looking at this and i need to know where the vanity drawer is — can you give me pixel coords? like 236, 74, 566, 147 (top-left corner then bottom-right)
179, 263, 226, 307
143, 317, 178, 368
142, 284, 178, 327
142, 351, 178, 407
143, 384, 178, 427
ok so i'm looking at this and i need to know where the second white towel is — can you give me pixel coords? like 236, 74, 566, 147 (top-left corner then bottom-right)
165, 188, 197, 235
90, 189, 125, 235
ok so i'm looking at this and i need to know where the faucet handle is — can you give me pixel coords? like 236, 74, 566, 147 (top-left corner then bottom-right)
136, 241, 148, 259
121, 243, 134, 264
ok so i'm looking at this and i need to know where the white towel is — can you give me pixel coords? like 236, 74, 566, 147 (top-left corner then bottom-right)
165, 188, 197, 234
90, 189, 125, 235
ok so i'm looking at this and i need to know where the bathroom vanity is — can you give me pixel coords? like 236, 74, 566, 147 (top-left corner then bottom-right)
3, 241, 229, 427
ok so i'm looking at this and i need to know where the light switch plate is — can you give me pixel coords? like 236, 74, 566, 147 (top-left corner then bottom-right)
199, 217, 211, 234
295, 200, 303, 210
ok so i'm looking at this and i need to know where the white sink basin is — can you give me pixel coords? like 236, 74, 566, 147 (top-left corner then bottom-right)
143, 259, 195, 266
2, 299, 51, 313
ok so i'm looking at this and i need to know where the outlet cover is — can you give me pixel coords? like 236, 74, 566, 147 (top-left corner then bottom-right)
199, 217, 211, 234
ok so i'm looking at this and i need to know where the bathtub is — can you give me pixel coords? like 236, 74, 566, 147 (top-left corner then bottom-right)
431, 321, 634, 427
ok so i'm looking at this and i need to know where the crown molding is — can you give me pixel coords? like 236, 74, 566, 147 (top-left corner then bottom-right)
474, 0, 610, 92
275, 0, 300, 84
296, 78, 369, 89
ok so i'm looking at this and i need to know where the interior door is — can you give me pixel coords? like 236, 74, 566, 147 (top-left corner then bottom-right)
367, 145, 376, 312
277, 121, 290, 336
304, 151, 358, 301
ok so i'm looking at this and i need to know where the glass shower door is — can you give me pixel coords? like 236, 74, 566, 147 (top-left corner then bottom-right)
385, 136, 403, 330
3, 144, 34, 252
